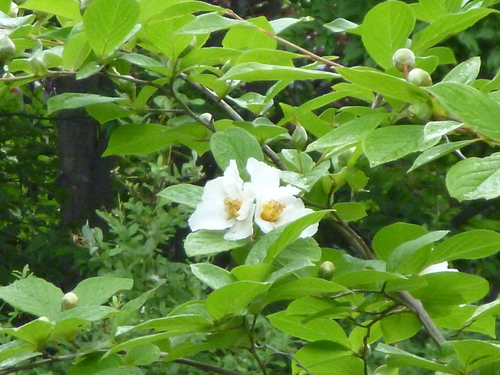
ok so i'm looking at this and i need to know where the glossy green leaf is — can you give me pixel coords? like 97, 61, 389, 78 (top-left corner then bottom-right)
86, 103, 134, 124
71, 277, 133, 306
205, 281, 270, 320
124, 343, 160, 366
411, 8, 496, 53
231, 264, 275, 282
223, 16, 277, 50
105, 332, 177, 357
190, 263, 235, 289
1, 319, 53, 346
62, 33, 91, 71
373, 222, 428, 261
184, 230, 249, 257
376, 343, 456, 373
333, 270, 405, 288
408, 140, 474, 172
363, 125, 439, 167
270, 16, 313, 34
412, 272, 488, 306
0, 340, 36, 364
176, 12, 251, 34
324, 18, 361, 34
266, 259, 315, 283
442, 57, 480, 85
157, 184, 203, 209
220, 62, 339, 82
386, 231, 449, 274
423, 120, 463, 141
57, 306, 119, 322
265, 277, 348, 304
409, 0, 462, 23
268, 311, 350, 347
294, 342, 363, 375
67, 353, 124, 375
277, 237, 322, 263
21, 0, 81, 20
337, 67, 429, 103
332, 202, 367, 222
131, 314, 212, 333
450, 340, 500, 373
83, 0, 140, 58
446, 153, 500, 201
210, 127, 264, 175
0, 278, 63, 319
380, 313, 421, 344
47, 93, 122, 115
103, 124, 176, 156
306, 114, 388, 152
361, 1, 415, 69
427, 230, 500, 264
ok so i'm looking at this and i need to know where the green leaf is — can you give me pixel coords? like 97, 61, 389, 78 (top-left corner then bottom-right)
131, 314, 212, 333
103, 124, 176, 157
21, 0, 81, 20
157, 184, 203, 209
386, 231, 449, 274
184, 230, 249, 257
412, 272, 488, 306
450, 340, 500, 373
376, 343, 456, 373
294, 342, 363, 375
332, 202, 367, 222
62, 33, 91, 71
361, 1, 415, 69
423, 120, 463, 141
223, 16, 277, 50
245, 211, 328, 265
57, 306, 120, 322
0, 278, 63, 319
176, 12, 251, 34
190, 263, 235, 289
411, 8, 496, 54
446, 152, 500, 200
333, 270, 405, 288
265, 277, 348, 304
442, 57, 481, 85
266, 259, 314, 283
268, 311, 350, 347
124, 343, 160, 366
0, 340, 37, 364
1, 319, 54, 346
373, 222, 428, 261
324, 18, 361, 34
67, 353, 124, 375
427, 230, 500, 264
408, 140, 474, 172
337, 67, 429, 103
47, 93, 122, 115
231, 264, 276, 282
86, 103, 134, 124
71, 277, 133, 306
270, 16, 313, 34
210, 127, 264, 174
220, 62, 339, 82
83, 0, 140, 58
363, 125, 439, 167
205, 281, 270, 320
306, 114, 388, 152
409, 0, 462, 23
380, 313, 421, 344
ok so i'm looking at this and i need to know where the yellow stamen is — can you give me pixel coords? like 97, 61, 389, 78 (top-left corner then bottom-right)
224, 198, 242, 219
260, 200, 285, 222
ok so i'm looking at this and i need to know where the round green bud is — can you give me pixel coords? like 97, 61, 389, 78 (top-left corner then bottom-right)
61, 292, 79, 310
0, 35, 16, 60
408, 68, 432, 87
408, 102, 432, 121
318, 261, 336, 280
291, 125, 308, 150
392, 48, 415, 72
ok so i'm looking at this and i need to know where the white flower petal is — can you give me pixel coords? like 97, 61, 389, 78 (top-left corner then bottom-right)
222, 160, 243, 198
419, 261, 459, 275
224, 210, 254, 240
247, 158, 280, 191
188, 202, 233, 231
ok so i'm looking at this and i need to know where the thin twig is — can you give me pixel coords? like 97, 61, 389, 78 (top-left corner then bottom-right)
443, 134, 466, 160
262, 344, 313, 375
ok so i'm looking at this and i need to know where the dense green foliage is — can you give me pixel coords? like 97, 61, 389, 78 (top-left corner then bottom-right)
2, 0, 500, 374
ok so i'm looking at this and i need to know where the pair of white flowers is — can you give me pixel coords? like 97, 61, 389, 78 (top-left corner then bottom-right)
188, 158, 318, 240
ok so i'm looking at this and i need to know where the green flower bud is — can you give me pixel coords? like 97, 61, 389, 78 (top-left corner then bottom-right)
318, 261, 335, 280
408, 68, 432, 87
392, 48, 415, 72
0, 35, 16, 60
408, 102, 432, 121
28, 56, 49, 76
61, 292, 78, 310
291, 125, 308, 150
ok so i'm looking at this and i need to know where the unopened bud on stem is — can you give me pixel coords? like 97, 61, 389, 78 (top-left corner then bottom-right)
392, 48, 415, 72
291, 125, 308, 150
61, 292, 78, 310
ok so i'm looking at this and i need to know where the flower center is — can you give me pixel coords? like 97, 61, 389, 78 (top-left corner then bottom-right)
260, 200, 285, 222
224, 198, 242, 219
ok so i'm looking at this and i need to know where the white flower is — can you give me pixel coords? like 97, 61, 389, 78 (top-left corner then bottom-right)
246, 158, 318, 238
419, 261, 458, 275
188, 160, 255, 240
